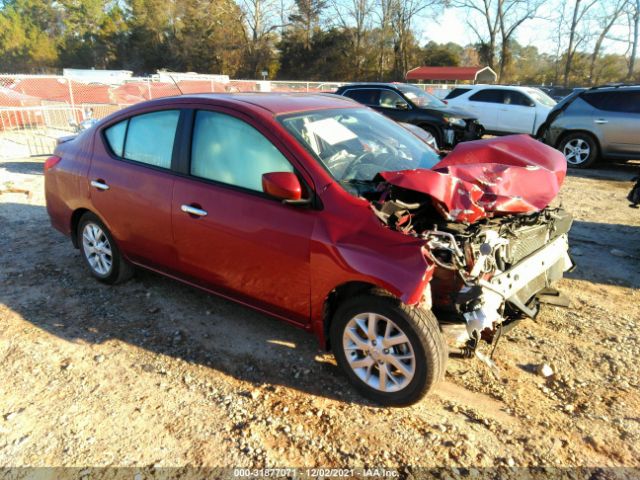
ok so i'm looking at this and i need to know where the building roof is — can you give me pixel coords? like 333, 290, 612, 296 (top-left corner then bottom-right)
406, 66, 497, 82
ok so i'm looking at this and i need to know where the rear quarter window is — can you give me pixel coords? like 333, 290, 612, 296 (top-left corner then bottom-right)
445, 88, 471, 100
104, 121, 127, 157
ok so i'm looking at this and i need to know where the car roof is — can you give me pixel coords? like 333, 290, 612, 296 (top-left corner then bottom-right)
138, 92, 359, 115
338, 83, 415, 90
466, 84, 543, 91
584, 84, 640, 93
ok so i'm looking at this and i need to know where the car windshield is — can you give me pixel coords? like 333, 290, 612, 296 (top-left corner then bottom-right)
526, 88, 557, 107
397, 85, 446, 107
279, 108, 441, 184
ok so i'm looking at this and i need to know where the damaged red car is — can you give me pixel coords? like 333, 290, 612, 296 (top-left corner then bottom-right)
45, 93, 573, 406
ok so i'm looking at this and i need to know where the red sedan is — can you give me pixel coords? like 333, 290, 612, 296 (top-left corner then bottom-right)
45, 93, 573, 405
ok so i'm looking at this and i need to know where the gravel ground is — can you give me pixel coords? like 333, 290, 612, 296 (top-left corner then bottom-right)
1, 156, 639, 475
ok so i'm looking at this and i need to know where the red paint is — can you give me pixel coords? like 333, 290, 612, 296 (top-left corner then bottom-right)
44, 94, 562, 349
262, 172, 302, 201
380, 135, 566, 223
43, 155, 61, 172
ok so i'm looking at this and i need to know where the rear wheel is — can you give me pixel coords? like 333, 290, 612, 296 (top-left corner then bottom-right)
558, 132, 599, 168
330, 293, 446, 406
78, 212, 134, 284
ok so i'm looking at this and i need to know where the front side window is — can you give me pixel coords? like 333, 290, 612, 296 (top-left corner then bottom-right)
279, 108, 441, 184
379, 90, 409, 109
191, 111, 294, 192
503, 90, 533, 107
397, 85, 445, 108
526, 88, 556, 107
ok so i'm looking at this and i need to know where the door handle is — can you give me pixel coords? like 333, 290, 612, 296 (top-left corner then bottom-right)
594, 119, 608, 124
90, 180, 109, 191
181, 204, 208, 217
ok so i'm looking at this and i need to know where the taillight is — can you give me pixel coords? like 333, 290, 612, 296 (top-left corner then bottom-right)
44, 155, 61, 172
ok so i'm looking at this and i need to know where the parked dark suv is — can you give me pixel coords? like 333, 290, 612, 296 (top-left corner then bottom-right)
335, 83, 483, 150
538, 85, 640, 168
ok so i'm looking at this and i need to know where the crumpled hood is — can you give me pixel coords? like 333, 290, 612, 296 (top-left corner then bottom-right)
378, 135, 566, 223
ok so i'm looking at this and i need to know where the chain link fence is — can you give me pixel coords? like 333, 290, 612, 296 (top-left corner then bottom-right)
0, 74, 451, 159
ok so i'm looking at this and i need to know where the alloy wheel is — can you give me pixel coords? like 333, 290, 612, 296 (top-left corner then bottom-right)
82, 222, 113, 276
563, 138, 591, 165
342, 313, 416, 393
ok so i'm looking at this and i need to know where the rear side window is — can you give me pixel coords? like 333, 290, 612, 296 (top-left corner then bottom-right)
190, 111, 294, 192
445, 87, 471, 99
103, 110, 180, 169
469, 89, 504, 103
343, 89, 379, 105
583, 91, 640, 113
124, 110, 180, 168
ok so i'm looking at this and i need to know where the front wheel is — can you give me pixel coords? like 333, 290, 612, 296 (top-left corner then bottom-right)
330, 293, 447, 406
558, 132, 599, 168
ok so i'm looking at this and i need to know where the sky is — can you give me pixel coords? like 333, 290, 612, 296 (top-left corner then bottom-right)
420, 4, 632, 57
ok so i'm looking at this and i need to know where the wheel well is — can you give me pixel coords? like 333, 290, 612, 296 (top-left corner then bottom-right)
555, 129, 601, 154
417, 123, 441, 141
322, 281, 393, 350
70, 208, 91, 248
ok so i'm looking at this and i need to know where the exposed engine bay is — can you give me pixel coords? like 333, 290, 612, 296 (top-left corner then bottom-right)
368, 181, 574, 354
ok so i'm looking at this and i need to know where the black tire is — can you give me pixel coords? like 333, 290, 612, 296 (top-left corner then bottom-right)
77, 212, 134, 284
330, 293, 447, 406
557, 132, 599, 169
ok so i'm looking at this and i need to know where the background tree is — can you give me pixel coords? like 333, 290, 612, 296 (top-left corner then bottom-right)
563, 0, 598, 86
587, 0, 626, 85
451, 0, 500, 70
627, 0, 640, 79
421, 41, 463, 66
239, 0, 284, 77
288, 0, 327, 49
0, 0, 59, 73
497, 0, 547, 82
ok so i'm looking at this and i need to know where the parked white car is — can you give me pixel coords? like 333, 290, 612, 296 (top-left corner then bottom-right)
445, 85, 557, 136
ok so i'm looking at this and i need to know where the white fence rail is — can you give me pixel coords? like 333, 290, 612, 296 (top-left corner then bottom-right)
0, 73, 454, 158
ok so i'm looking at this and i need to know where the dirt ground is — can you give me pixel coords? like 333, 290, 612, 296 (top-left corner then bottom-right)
1, 155, 639, 475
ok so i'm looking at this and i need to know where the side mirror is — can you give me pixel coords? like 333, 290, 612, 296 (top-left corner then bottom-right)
396, 101, 410, 110
262, 172, 303, 202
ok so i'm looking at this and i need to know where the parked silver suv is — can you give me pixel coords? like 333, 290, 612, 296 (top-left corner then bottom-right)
538, 85, 640, 168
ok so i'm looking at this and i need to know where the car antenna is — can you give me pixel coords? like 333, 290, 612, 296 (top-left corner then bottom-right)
168, 74, 184, 95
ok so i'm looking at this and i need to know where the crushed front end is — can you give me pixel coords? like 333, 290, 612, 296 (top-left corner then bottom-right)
368, 135, 574, 354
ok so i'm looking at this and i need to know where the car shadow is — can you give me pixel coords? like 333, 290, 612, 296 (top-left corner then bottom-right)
0, 202, 376, 406
566, 160, 640, 182
0, 160, 45, 176
567, 220, 640, 289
